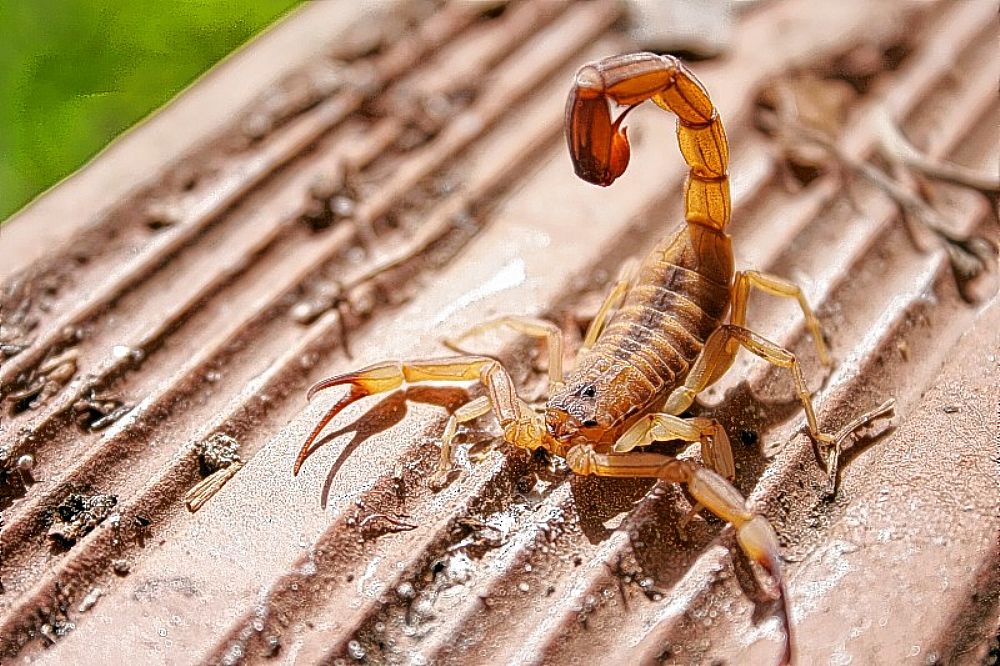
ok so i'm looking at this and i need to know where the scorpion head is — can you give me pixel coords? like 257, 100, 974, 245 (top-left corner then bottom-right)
545, 380, 616, 447
546, 358, 651, 449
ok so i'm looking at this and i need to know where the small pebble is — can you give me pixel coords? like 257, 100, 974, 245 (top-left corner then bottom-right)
16, 454, 35, 485
78, 587, 103, 613
346, 639, 366, 660
330, 196, 356, 218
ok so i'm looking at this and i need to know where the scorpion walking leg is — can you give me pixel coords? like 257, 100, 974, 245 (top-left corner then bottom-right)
297, 356, 547, 476
664, 324, 893, 491
431, 395, 491, 487
613, 413, 735, 481
731, 270, 831, 367
581, 258, 639, 351
612, 412, 735, 532
444, 316, 565, 393
566, 446, 793, 665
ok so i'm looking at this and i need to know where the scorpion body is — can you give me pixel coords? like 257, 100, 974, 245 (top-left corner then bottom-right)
294, 53, 894, 665
549, 53, 734, 448
547, 219, 733, 445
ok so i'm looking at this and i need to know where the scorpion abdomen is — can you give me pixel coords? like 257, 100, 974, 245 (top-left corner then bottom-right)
555, 223, 733, 436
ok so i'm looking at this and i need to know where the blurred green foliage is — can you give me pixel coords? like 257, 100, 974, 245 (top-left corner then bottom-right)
0, 0, 300, 222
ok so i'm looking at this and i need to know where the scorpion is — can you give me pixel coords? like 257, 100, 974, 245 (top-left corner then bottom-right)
294, 53, 895, 664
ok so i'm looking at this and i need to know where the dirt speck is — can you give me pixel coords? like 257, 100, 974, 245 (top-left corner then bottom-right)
77, 587, 103, 613
73, 388, 132, 431
46, 492, 118, 547
195, 433, 242, 475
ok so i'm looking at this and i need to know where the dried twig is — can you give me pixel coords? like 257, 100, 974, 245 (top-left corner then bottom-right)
758, 108, 997, 301
873, 107, 1000, 194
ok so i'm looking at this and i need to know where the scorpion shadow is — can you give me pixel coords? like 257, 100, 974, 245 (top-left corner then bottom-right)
311, 387, 471, 510
567, 375, 855, 620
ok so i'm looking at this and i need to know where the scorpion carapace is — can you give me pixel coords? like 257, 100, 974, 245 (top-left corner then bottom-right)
296, 52, 894, 666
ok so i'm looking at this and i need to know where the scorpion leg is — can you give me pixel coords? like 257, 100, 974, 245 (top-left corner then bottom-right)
664, 324, 893, 491
613, 413, 735, 481
731, 270, 831, 367
566, 446, 793, 665
443, 316, 565, 394
612, 412, 735, 532
581, 258, 639, 351
297, 356, 547, 477
431, 395, 491, 487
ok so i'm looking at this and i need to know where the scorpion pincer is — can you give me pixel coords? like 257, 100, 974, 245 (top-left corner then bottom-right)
295, 52, 894, 664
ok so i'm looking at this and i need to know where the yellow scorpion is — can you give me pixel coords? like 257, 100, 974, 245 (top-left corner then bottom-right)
295, 53, 895, 663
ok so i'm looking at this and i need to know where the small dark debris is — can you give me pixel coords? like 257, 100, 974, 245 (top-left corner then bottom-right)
531, 446, 552, 467
175, 164, 200, 191
90, 405, 132, 430
656, 645, 675, 663
450, 516, 503, 557
0, 448, 30, 503
133, 515, 152, 548
300, 202, 332, 230
144, 201, 183, 230
6, 347, 78, 413
1, 342, 27, 358
739, 429, 759, 446
301, 168, 356, 231
73, 388, 131, 431
0, 297, 38, 359
262, 634, 282, 658
942, 405, 959, 414
942, 235, 997, 304
47, 492, 118, 547
516, 472, 537, 495
476, 1, 507, 19
194, 433, 242, 476
5, 384, 44, 414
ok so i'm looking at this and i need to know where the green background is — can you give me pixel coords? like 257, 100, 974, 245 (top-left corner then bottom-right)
0, 0, 301, 222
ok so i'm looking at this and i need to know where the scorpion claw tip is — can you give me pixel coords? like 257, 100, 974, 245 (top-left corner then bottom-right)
296, 383, 371, 476
305, 372, 364, 402
292, 442, 312, 476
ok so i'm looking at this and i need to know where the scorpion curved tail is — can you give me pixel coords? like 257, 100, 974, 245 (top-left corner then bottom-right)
565, 52, 731, 231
